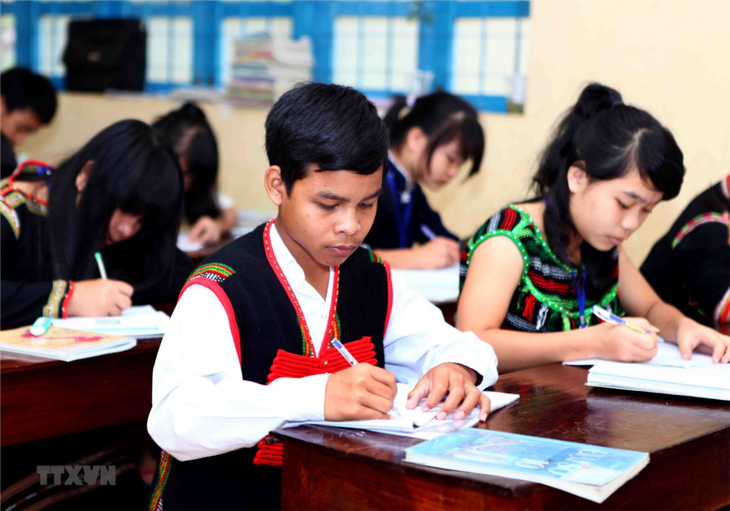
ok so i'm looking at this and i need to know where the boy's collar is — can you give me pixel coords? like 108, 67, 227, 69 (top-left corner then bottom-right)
269, 221, 334, 292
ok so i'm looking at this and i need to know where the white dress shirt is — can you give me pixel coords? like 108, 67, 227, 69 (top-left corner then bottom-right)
148, 223, 498, 461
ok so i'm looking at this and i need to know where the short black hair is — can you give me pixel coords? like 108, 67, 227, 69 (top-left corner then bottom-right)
265, 83, 389, 193
1, 67, 58, 124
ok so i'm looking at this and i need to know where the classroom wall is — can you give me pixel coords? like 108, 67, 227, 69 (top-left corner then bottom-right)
18, 0, 730, 265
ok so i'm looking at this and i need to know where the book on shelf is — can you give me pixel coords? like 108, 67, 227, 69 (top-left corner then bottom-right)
226, 31, 313, 105
404, 429, 649, 504
0, 325, 136, 362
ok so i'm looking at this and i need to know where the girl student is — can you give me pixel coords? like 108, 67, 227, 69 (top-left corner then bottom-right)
152, 102, 236, 244
457, 83, 730, 373
363, 92, 485, 269
1, 119, 191, 327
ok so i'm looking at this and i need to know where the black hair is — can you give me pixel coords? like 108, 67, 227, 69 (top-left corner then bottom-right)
265, 83, 389, 194
531, 83, 685, 295
0, 67, 57, 124
384, 91, 485, 177
46, 120, 183, 292
152, 102, 220, 224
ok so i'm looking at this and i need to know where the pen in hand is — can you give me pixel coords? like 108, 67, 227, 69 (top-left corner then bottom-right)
94, 251, 108, 280
592, 305, 664, 343
331, 338, 401, 418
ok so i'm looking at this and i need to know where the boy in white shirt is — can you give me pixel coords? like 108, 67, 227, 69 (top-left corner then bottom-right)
147, 83, 498, 510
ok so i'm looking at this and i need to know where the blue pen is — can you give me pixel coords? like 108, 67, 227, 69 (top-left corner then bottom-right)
331, 338, 401, 418
29, 316, 52, 336
592, 305, 664, 343
420, 224, 437, 241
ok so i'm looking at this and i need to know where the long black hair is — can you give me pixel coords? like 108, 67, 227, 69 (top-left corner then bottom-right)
46, 119, 183, 291
152, 102, 220, 223
384, 91, 485, 177
531, 83, 685, 295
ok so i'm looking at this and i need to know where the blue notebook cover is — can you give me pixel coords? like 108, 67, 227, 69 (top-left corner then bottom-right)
405, 429, 647, 488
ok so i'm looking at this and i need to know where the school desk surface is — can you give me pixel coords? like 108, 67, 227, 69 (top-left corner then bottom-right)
274, 363, 730, 510
0, 337, 161, 447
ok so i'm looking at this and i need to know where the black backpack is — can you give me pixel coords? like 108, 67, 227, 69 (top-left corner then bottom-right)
63, 19, 147, 92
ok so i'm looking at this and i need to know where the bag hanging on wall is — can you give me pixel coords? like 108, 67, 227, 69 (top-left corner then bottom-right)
63, 19, 147, 92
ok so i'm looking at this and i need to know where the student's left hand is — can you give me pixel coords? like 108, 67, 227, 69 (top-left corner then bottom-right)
189, 216, 222, 244
675, 317, 730, 363
406, 363, 490, 422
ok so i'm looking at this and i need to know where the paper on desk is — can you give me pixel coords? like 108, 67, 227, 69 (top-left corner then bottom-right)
564, 341, 713, 368
177, 232, 205, 252
52, 306, 170, 339
284, 383, 519, 440
390, 264, 460, 304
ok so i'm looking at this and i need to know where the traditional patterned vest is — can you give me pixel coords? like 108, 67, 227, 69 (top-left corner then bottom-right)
150, 221, 393, 511
460, 205, 624, 332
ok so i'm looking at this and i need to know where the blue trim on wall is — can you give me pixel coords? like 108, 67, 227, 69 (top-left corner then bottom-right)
335, 2, 411, 17
419, 1, 456, 92
2, 0, 530, 113
292, 1, 334, 83
461, 94, 508, 113
455, 1, 530, 18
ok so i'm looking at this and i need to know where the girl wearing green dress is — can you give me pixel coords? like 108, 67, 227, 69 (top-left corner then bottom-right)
457, 83, 730, 373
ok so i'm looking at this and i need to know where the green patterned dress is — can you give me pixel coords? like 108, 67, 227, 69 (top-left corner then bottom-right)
460, 205, 624, 332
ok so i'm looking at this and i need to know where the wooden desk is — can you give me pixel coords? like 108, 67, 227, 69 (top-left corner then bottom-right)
275, 364, 730, 510
0, 338, 161, 447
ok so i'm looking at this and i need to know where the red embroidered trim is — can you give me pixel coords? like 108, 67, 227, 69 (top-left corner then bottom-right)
263, 220, 341, 357
7, 160, 54, 206
179, 278, 242, 365
253, 438, 283, 466
382, 259, 393, 338
61, 281, 74, 319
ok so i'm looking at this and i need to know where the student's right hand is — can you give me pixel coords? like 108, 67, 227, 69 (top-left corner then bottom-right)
596, 318, 660, 362
67, 279, 134, 317
413, 237, 460, 269
324, 363, 397, 421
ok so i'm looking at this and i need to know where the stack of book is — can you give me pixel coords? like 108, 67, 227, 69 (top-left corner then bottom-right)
587, 359, 730, 401
226, 31, 313, 106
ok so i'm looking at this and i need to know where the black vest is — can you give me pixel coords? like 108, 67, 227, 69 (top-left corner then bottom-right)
156, 223, 390, 511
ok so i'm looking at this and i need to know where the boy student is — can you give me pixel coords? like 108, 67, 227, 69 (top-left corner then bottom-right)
0, 67, 58, 178
148, 83, 499, 510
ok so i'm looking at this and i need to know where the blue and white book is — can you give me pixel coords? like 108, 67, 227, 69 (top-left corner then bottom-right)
405, 429, 648, 503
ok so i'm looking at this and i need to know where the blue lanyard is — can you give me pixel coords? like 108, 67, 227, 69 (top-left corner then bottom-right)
386, 170, 414, 248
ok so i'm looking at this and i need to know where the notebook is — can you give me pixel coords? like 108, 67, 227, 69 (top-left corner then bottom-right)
51, 306, 170, 339
404, 429, 649, 503
0, 325, 136, 362
284, 383, 520, 440
565, 341, 713, 368
587, 360, 730, 401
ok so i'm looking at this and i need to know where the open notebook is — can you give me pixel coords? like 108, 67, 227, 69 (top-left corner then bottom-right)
52, 305, 170, 339
284, 383, 519, 440
565, 341, 714, 368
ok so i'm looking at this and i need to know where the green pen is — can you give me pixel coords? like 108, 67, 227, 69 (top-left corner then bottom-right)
94, 252, 108, 279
